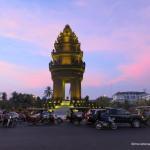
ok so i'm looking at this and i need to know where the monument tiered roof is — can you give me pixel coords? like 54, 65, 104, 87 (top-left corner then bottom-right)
54, 24, 81, 52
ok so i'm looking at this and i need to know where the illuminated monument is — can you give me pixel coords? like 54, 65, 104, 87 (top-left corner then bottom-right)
49, 25, 85, 100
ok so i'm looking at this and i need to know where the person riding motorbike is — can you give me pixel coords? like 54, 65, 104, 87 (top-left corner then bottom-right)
96, 110, 117, 130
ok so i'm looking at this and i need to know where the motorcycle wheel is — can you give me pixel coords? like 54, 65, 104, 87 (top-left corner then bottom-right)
55, 118, 63, 124
73, 120, 80, 125
10, 121, 14, 128
2, 120, 8, 128
110, 123, 117, 130
132, 119, 141, 128
95, 123, 103, 130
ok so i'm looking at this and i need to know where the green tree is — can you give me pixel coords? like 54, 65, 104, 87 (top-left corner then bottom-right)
84, 95, 89, 102
0, 100, 11, 110
9, 92, 37, 110
96, 96, 111, 108
136, 99, 149, 106
2, 92, 7, 100
11, 91, 18, 100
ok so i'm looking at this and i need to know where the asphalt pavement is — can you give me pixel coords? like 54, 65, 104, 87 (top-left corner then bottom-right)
0, 123, 150, 150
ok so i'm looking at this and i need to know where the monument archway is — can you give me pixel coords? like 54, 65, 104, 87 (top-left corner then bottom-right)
49, 25, 85, 100
65, 83, 71, 100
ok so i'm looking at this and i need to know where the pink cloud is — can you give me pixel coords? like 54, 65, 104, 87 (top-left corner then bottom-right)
81, 28, 150, 55
73, 0, 89, 7
0, 61, 108, 96
109, 51, 150, 85
81, 27, 150, 88
0, 61, 52, 90
0, 61, 107, 93
0, 2, 149, 94
83, 70, 106, 87
121, 53, 150, 77
0, 2, 149, 58
1, 5, 149, 60
141, 6, 150, 19
0, 7, 66, 56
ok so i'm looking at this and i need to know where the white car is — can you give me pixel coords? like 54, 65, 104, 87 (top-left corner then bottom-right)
53, 108, 70, 124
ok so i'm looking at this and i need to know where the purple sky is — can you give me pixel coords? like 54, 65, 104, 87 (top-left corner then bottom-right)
0, 0, 150, 99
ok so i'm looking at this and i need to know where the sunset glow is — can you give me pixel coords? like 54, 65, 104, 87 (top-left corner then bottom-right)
0, 0, 150, 98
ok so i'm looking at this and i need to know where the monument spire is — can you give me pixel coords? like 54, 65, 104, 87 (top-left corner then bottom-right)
49, 25, 85, 100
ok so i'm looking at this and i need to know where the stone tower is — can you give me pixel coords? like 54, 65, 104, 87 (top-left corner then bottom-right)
49, 25, 85, 100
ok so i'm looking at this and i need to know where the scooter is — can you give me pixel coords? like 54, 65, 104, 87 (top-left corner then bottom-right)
3, 115, 17, 128
95, 117, 117, 130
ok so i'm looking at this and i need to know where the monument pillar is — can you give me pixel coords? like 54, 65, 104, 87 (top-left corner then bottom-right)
53, 79, 64, 99
71, 79, 81, 100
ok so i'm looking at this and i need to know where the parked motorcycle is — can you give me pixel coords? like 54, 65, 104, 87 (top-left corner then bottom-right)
95, 117, 117, 130
2, 113, 17, 128
136, 106, 150, 126
68, 111, 83, 125
26, 111, 54, 125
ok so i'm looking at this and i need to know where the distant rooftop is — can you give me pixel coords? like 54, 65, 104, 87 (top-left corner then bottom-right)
114, 91, 147, 95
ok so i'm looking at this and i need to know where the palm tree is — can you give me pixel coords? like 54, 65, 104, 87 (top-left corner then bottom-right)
44, 86, 53, 100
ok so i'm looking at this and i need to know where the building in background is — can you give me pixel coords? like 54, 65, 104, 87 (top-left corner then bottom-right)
112, 91, 148, 103
142, 94, 150, 101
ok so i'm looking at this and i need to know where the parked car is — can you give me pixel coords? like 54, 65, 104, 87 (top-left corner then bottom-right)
106, 108, 145, 128
86, 108, 145, 128
53, 108, 70, 124
53, 112, 66, 124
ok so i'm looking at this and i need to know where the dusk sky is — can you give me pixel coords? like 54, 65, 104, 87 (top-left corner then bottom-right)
0, 0, 150, 99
